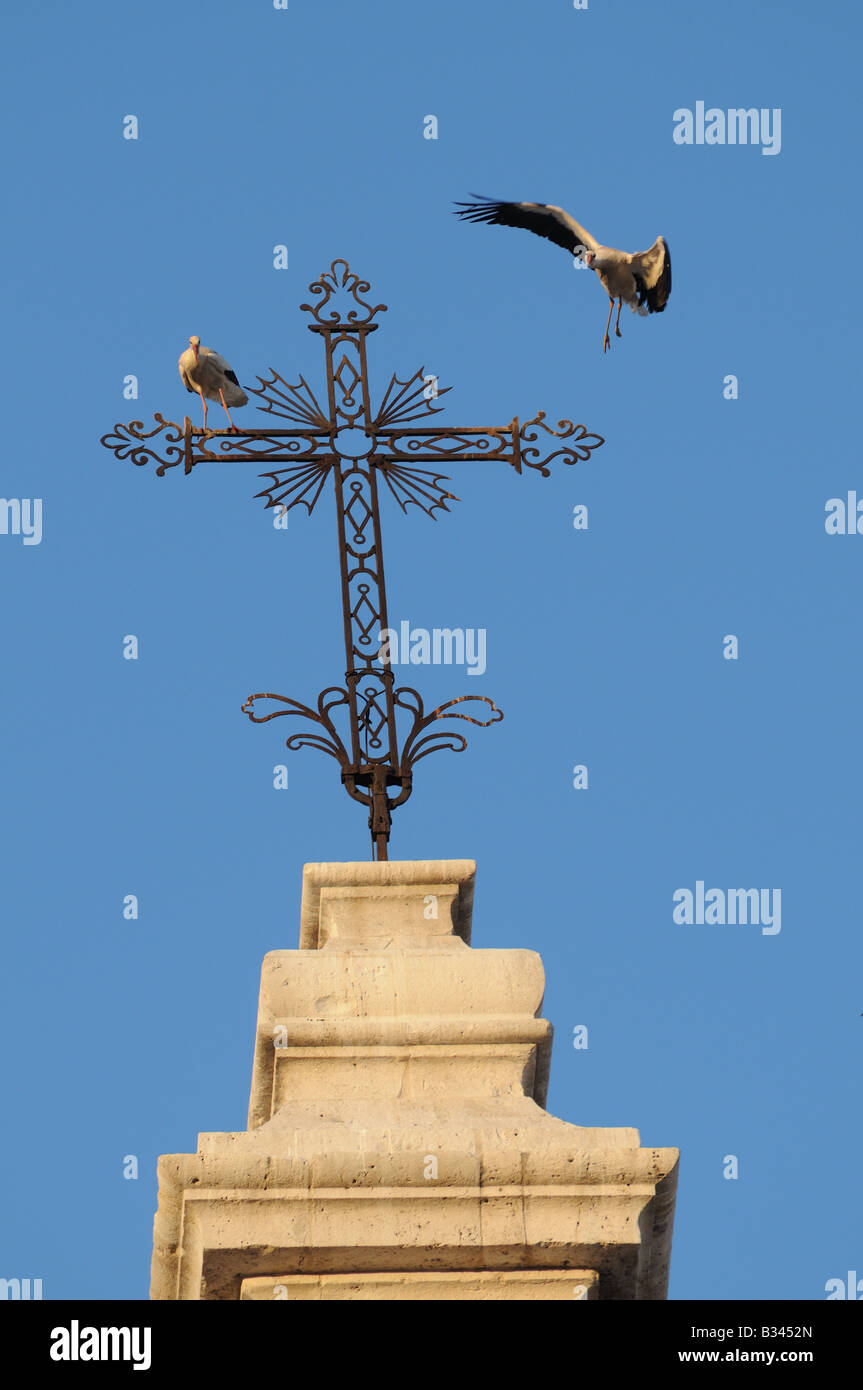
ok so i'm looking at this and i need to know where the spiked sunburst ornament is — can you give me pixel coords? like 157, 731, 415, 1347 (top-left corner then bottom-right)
101, 259, 605, 858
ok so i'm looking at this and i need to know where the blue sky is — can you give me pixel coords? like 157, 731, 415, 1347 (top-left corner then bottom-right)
1, 0, 860, 1301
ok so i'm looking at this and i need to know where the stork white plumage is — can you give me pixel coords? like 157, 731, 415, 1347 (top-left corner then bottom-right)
178, 336, 249, 430
454, 197, 672, 353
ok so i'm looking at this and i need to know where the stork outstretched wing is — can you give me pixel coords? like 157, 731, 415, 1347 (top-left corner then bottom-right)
454, 196, 599, 257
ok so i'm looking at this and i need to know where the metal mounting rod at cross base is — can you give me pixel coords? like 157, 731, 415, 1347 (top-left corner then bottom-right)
101, 258, 605, 859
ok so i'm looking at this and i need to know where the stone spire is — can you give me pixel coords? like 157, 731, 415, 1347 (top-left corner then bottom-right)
151, 860, 677, 1300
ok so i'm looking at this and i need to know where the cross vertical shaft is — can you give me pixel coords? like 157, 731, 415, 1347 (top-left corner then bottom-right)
316, 319, 402, 857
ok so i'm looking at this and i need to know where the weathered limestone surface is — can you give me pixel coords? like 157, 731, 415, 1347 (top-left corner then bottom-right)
151, 861, 678, 1300
240, 1271, 600, 1300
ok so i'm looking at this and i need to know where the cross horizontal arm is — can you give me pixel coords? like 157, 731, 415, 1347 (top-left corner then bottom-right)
100, 411, 604, 480
100, 414, 333, 475
374, 414, 604, 473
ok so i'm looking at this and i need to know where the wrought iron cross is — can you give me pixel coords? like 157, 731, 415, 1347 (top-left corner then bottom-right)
101, 259, 604, 859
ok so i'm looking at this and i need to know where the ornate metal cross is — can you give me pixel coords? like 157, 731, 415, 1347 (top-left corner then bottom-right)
102, 259, 604, 859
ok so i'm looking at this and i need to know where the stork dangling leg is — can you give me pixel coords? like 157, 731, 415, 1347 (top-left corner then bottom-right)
615, 299, 623, 338
197, 389, 209, 431
603, 298, 615, 353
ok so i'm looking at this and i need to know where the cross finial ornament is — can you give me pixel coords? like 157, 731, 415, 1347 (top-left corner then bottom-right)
101, 258, 605, 859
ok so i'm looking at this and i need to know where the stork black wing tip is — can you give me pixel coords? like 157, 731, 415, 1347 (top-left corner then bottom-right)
453, 194, 509, 223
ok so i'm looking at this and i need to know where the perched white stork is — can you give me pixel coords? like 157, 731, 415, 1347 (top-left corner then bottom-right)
454, 196, 671, 353
178, 336, 248, 430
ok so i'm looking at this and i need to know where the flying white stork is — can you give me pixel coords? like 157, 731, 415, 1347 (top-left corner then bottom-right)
178, 336, 249, 430
454, 196, 671, 353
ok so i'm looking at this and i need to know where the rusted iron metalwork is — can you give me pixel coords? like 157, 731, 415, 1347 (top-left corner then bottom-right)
101, 259, 604, 859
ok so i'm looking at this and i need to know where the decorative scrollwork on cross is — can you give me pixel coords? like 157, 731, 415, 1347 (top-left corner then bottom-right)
253, 460, 335, 517
100, 413, 187, 475
242, 685, 503, 810
247, 370, 330, 427
300, 257, 386, 328
374, 462, 459, 518
397, 690, 504, 765
517, 413, 605, 474
371, 367, 452, 429
241, 689, 351, 764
